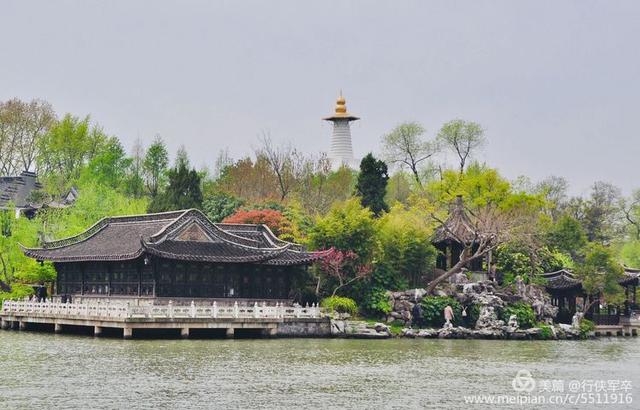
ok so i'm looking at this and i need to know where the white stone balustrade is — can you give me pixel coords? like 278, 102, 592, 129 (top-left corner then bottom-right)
1, 300, 322, 321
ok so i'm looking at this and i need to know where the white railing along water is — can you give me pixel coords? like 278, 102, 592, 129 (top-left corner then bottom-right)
1, 300, 323, 321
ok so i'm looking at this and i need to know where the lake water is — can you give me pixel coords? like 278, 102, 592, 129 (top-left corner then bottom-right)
0, 331, 639, 409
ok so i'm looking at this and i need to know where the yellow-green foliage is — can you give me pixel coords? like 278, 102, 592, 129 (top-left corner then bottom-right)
38, 180, 148, 239
376, 204, 437, 285
0, 180, 148, 292
321, 296, 358, 316
309, 198, 377, 260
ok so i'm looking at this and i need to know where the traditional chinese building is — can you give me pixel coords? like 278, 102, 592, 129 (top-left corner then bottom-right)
543, 268, 639, 326
22, 209, 324, 301
432, 196, 488, 280
0, 171, 77, 218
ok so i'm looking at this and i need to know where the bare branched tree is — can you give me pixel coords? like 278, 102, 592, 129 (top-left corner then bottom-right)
382, 122, 438, 187
0, 99, 55, 175
437, 119, 485, 173
256, 133, 305, 201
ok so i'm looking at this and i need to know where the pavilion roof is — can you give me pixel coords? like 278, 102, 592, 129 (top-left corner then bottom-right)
542, 268, 640, 291
541, 269, 583, 291
432, 195, 477, 245
21, 209, 325, 266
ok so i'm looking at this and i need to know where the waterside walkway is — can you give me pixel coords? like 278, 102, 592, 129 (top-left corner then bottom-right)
0, 300, 328, 339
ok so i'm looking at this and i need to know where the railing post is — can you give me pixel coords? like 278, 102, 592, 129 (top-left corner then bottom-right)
253, 302, 259, 318
190, 300, 196, 318
234, 301, 239, 318
168, 300, 174, 319
212, 301, 217, 319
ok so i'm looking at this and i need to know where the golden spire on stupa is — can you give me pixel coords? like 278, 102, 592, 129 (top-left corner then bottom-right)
323, 91, 360, 121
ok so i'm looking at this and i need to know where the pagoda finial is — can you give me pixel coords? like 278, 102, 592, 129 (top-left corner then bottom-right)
335, 92, 347, 115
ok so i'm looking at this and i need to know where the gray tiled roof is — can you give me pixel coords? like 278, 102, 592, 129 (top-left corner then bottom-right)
433, 195, 477, 244
22, 209, 325, 265
542, 268, 640, 291
0, 171, 41, 208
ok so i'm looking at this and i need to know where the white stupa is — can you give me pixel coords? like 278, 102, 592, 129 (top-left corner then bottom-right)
323, 93, 359, 170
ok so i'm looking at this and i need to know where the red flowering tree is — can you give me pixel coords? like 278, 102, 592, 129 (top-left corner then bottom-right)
222, 208, 292, 237
318, 247, 372, 296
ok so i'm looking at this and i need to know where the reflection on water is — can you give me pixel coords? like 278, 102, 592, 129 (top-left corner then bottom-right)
0, 331, 639, 409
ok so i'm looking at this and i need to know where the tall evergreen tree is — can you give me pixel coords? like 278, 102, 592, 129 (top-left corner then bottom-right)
148, 155, 202, 212
355, 153, 389, 216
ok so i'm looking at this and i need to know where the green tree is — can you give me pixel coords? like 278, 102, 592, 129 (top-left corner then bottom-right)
437, 119, 485, 173
424, 163, 513, 210
619, 241, 640, 269
309, 198, 377, 261
202, 192, 245, 222
381, 122, 438, 187
576, 244, 625, 310
355, 153, 389, 216
36, 114, 108, 192
377, 203, 437, 287
143, 136, 169, 198
38, 180, 148, 239
566, 181, 622, 244
125, 139, 145, 198
546, 215, 587, 258
148, 158, 203, 212
84, 137, 131, 189
385, 171, 413, 205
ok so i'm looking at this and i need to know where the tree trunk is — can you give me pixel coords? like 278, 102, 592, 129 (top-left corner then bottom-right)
0, 253, 12, 292
425, 248, 486, 294
425, 258, 468, 295
410, 165, 422, 188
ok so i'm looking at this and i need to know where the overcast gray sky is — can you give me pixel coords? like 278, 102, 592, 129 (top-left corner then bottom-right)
1, 1, 638, 196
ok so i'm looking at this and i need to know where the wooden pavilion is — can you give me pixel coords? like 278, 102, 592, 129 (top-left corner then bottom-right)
432, 196, 489, 279
22, 209, 325, 301
543, 268, 640, 325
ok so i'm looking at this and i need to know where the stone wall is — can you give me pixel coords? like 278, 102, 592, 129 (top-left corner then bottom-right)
276, 318, 332, 337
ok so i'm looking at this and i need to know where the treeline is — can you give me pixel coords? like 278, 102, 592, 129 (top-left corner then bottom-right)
1, 97, 640, 313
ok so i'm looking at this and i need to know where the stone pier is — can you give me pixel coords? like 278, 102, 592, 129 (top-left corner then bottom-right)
123, 327, 133, 339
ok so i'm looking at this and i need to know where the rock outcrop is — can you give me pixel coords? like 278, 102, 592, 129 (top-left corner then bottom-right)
387, 280, 558, 327
331, 320, 392, 339
385, 279, 581, 340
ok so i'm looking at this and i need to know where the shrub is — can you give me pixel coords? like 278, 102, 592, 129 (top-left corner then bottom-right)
320, 296, 358, 316
537, 323, 554, 340
420, 296, 462, 328
579, 319, 596, 338
222, 208, 294, 239
501, 302, 536, 329
0, 283, 34, 303
361, 287, 392, 317
202, 192, 244, 222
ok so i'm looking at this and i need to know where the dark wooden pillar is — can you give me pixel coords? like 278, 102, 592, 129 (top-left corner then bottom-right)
80, 262, 85, 296
137, 259, 142, 297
